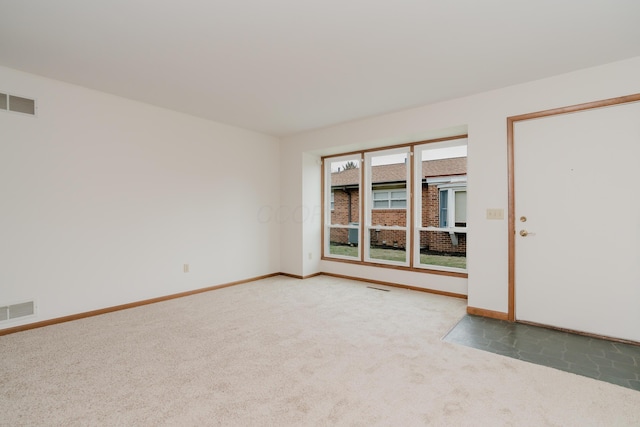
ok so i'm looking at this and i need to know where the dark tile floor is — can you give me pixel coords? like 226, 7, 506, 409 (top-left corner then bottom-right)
443, 315, 640, 392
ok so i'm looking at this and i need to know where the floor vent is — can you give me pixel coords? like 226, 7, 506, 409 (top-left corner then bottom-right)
0, 301, 35, 322
367, 286, 390, 292
0, 92, 36, 115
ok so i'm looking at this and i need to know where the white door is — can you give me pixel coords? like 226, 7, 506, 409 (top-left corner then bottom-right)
514, 101, 640, 342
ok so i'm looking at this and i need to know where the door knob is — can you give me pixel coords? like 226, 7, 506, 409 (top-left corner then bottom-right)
520, 230, 529, 237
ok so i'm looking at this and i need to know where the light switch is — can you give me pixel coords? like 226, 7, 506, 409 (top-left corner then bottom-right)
486, 208, 504, 220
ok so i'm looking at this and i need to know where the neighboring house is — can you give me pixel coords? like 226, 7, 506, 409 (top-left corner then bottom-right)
330, 157, 467, 255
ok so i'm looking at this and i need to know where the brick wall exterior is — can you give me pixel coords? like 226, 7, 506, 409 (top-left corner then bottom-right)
421, 230, 466, 255
329, 189, 359, 245
331, 189, 359, 225
330, 184, 466, 254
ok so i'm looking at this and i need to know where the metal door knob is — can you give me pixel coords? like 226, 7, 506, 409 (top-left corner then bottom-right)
520, 230, 529, 237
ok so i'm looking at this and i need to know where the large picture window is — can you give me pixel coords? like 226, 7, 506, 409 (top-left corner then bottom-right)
322, 136, 467, 275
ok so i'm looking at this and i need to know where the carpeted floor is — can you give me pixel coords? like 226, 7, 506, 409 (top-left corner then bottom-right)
1, 275, 639, 426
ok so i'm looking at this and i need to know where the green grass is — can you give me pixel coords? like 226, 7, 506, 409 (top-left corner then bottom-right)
329, 244, 466, 269
419, 253, 466, 269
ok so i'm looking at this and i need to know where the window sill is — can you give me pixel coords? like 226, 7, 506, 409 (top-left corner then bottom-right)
321, 256, 468, 278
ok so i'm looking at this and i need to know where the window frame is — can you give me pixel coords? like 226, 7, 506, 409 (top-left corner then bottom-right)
323, 154, 362, 261
372, 188, 407, 210
439, 189, 449, 228
413, 141, 468, 274
438, 185, 467, 228
364, 147, 411, 267
321, 135, 468, 278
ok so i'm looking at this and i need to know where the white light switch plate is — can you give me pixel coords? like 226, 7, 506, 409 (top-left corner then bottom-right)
486, 208, 504, 220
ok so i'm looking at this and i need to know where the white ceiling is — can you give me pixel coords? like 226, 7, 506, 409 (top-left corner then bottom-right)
1, 1, 639, 136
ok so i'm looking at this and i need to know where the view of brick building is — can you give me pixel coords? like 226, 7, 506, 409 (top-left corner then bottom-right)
330, 157, 466, 255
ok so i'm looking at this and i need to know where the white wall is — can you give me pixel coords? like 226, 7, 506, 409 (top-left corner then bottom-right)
280, 56, 640, 312
4, 56, 639, 329
301, 152, 322, 277
278, 148, 303, 276
0, 66, 281, 330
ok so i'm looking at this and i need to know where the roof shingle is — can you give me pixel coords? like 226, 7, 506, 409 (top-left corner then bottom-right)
330, 157, 466, 186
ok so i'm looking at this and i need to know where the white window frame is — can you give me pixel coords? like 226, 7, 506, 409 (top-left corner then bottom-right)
438, 184, 467, 228
372, 189, 407, 209
364, 147, 411, 267
323, 154, 361, 261
413, 141, 468, 273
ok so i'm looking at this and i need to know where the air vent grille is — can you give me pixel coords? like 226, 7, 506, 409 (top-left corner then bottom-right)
0, 92, 36, 115
367, 286, 390, 292
0, 301, 35, 322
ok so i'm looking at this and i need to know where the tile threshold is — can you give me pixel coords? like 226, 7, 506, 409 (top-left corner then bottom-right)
443, 315, 640, 392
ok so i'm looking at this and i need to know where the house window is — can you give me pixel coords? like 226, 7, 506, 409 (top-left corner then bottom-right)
373, 189, 407, 209
439, 190, 448, 227
439, 187, 466, 227
322, 135, 468, 275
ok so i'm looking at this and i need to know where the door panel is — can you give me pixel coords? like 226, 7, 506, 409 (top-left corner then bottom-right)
514, 101, 640, 342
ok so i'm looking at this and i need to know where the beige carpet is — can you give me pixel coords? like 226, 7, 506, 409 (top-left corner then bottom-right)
1, 275, 639, 426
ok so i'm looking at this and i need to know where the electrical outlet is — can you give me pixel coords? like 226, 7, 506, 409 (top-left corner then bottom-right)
486, 208, 504, 220
183, 263, 189, 273
308, 252, 312, 260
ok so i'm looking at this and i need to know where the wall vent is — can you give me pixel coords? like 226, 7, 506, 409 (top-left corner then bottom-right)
0, 92, 36, 115
0, 301, 36, 322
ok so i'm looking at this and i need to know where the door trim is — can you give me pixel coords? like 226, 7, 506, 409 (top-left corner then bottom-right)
506, 93, 640, 322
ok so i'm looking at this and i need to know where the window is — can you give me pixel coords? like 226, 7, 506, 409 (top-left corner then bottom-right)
439, 190, 448, 227
324, 155, 361, 260
454, 190, 467, 226
439, 188, 466, 227
322, 135, 468, 275
372, 189, 407, 209
414, 140, 468, 272
364, 148, 410, 266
